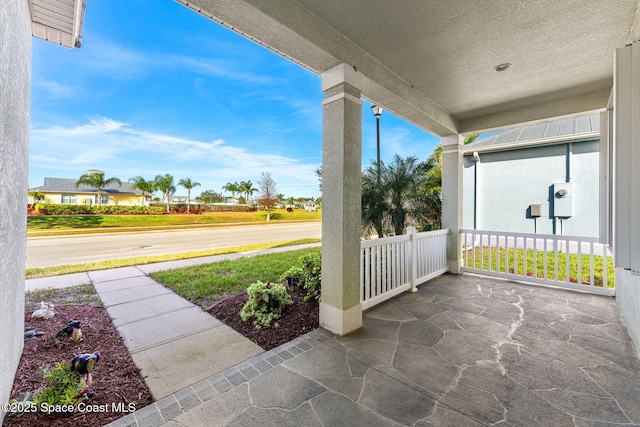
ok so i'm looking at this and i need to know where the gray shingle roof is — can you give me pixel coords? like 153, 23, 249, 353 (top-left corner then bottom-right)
30, 178, 141, 195
464, 114, 600, 154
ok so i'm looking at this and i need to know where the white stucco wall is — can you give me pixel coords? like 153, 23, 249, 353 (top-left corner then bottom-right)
463, 140, 600, 237
0, 0, 30, 421
616, 268, 640, 360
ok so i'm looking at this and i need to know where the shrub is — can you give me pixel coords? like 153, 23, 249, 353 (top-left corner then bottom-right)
299, 251, 321, 301
240, 281, 293, 329
286, 207, 293, 212
279, 265, 304, 289
35, 204, 165, 215
33, 362, 87, 407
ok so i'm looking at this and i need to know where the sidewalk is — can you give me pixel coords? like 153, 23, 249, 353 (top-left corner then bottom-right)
24, 243, 320, 401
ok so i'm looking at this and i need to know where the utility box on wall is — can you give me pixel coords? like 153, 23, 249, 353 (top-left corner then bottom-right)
553, 182, 573, 218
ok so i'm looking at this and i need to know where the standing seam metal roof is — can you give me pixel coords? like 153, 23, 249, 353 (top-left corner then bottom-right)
464, 114, 600, 153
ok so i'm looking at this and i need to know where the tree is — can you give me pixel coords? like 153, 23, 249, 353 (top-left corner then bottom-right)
361, 161, 389, 238
154, 174, 176, 213
197, 190, 223, 204
178, 178, 201, 213
75, 172, 121, 206
222, 182, 241, 202
257, 172, 279, 221
411, 146, 442, 231
384, 155, 427, 236
128, 176, 156, 206
276, 194, 285, 203
28, 191, 45, 204
239, 180, 258, 205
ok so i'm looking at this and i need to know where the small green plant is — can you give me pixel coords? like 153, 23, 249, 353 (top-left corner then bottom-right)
279, 265, 304, 288
240, 281, 293, 329
299, 251, 321, 301
33, 362, 86, 407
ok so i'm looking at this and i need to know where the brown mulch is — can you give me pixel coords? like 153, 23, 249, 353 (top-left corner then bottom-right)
3, 304, 152, 427
207, 289, 319, 351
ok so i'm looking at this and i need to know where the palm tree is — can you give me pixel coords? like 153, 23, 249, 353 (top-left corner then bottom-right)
154, 174, 176, 213
222, 182, 241, 202
75, 172, 121, 206
384, 155, 427, 235
239, 180, 258, 205
178, 178, 201, 213
128, 176, 156, 206
361, 161, 389, 238
411, 146, 442, 230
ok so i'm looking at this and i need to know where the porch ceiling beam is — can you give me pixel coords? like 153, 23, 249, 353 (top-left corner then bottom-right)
176, 0, 458, 136
458, 87, 611, 135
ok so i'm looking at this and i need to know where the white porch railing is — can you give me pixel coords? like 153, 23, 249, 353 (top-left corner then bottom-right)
461, 229, 615, 296
360, 229, 449, 310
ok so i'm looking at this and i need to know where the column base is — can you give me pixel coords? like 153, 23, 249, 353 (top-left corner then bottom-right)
448, 259, 463, 275
319, 302, 362, 336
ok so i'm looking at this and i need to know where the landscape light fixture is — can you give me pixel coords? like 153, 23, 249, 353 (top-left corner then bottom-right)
371, 105, 383, 183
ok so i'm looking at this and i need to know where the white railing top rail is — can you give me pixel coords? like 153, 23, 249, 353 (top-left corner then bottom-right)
361, 228, 449, 249
461, 228, 601, 243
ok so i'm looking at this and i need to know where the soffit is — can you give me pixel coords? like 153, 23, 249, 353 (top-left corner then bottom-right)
29, 0, 86, 49
178, 0, 640, 135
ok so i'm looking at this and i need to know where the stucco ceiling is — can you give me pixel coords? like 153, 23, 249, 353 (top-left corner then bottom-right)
178, 0, 640, 136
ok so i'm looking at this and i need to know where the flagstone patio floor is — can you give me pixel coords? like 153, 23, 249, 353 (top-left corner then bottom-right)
107, 273, 640, 427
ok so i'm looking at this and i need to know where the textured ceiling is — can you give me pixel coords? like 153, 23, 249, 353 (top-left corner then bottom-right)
178, 0, 640, 135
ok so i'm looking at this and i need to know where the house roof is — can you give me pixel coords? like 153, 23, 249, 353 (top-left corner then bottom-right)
29, 0, 86, 49
30, 178, 142, 195
463, 114, 600, 155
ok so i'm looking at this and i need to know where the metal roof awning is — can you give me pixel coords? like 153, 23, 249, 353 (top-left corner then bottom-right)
29, 0, 86, 49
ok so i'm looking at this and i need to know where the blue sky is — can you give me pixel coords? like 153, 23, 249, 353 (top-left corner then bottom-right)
29, 0, 441, 199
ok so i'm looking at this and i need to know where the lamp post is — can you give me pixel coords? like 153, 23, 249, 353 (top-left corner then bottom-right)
371, 105, 383, 184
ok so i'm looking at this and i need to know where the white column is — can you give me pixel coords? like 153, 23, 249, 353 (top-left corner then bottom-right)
441, 134, 464, 274
319, 64, 363, 335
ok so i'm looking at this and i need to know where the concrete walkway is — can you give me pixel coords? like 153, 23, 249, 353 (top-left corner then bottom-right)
25, 244, 320, 401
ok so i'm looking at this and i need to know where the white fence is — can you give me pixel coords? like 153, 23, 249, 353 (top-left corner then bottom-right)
461, 229, 615, 296
360, 229, 449, 310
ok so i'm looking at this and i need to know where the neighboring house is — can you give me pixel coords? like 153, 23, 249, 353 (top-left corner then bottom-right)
463, 115, 600, 237
304, 200, 317, 212
29, 175, 151, 206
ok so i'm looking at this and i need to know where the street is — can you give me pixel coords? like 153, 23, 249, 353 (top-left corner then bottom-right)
26, 222, 322, 268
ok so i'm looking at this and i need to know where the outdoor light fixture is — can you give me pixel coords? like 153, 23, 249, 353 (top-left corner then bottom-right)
495, 63, 512, 72
371, 105, 383, 183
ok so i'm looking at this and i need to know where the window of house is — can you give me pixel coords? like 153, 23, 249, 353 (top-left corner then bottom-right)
95, 195, 109, 205
61, 194, 77, 204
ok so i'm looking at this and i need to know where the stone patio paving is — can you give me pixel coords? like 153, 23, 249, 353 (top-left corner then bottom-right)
109, 273, 640, 427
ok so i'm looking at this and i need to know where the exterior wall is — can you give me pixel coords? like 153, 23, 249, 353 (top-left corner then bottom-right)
0, 0, 31, 422
40, 193, 144, 206
463, 140, 599, 237
615, 268, 640, 360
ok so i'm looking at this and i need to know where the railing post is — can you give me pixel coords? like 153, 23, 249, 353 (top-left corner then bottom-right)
407, 227, 418, 292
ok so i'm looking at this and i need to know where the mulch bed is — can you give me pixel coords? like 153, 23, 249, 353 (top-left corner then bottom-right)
4, 304, 152, 427
207, 289, 319, 351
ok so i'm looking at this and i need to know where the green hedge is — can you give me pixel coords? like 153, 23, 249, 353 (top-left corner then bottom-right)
35, 204, 165, 215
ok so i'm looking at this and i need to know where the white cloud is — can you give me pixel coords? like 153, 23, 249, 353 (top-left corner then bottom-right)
29, 117, 321, 197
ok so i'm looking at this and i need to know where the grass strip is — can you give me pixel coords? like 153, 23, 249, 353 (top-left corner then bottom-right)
25, 238, 320, 279
150, 247, 320, 308
25, 284, 101, 308
465, 246, 614, 287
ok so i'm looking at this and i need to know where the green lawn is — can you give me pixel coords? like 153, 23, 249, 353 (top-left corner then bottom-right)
27, 209, 321, 231
151, 247, 320, 309
465, 246, 615, 288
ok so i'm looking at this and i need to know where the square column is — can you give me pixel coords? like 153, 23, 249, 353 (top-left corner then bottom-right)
319, 64, 363, 335
441, 134, 464, 274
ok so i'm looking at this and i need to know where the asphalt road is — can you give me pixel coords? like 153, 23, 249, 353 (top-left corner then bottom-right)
26, 222, 322, 268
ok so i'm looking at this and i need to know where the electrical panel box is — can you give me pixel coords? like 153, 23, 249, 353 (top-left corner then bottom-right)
553, 182, 572, 218
529, 204, 542, 217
